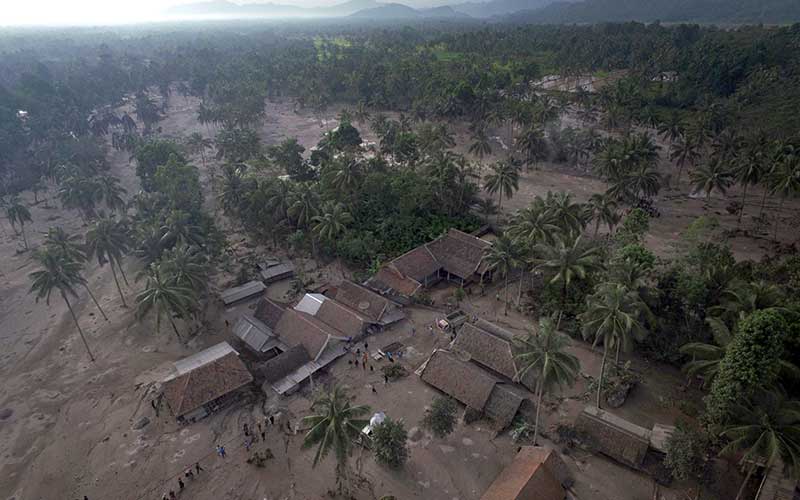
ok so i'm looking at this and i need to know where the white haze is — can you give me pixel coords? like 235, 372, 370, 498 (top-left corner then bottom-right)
0, 0, 360, 27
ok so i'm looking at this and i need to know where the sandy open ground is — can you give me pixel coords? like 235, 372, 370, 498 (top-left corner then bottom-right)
1, 94, 797, 500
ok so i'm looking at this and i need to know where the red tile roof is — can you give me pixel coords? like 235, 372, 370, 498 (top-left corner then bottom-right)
481, 447, 565, 500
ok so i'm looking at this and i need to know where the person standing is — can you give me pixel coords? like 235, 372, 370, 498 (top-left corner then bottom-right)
195, 462, 203, 474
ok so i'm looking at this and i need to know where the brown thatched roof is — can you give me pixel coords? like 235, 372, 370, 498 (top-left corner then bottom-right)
163, 352, 253, 417
315, 299, 369, 338
368, 267, 421, 297
454, 323, 519, 381
481, 446, 566, 500
259, 345, 310, 383
333, 281, 389, 323
274, 309, 340, 360
484, 384, 526, 430
427, 228, 491, 279
419, 350, 498, 410
390, 245, 440, 282
254, 298, 286, 330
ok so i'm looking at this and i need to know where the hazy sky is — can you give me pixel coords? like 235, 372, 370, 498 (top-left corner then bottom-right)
0, 0, 349, 26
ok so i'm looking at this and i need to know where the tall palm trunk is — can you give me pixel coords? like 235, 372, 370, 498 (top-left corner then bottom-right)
517, 269, 525, 306
774, 196, 786, 241
20, 222, 28, 250
83, 284, 109, 321
167, 312, 184, 343
594, 218, 601, 238
596, 344, 608, 409
62, 291, 95, 362
738, 183, 749, 225
735, 463, 756, 500
533, 378, 544, 446
758, 186, 769, 218
109, 263, 127, 308
504, 272, 510, 315
116, 259, 130, 287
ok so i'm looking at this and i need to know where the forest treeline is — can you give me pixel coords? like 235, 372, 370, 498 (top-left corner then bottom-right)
2, 21, 800, 192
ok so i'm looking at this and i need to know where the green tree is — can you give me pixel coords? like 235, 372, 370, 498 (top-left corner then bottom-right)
670, 135, 701, 188
85, 215, 131, 307
302, 385, 370, 497
691, 159, 734, 206
534, 235, 602, 325
483, 161, 520, 208
96, 174, 127, 213
515, 316, 580, 445
135, 265, 195, 342
5, 195, 32, 250
469, 127, 492, 160
706, 310, 787, 425
185, 132, 214, 170
484, 235, 522, 315
372, 418, 409, 468
720, 390, 800, 500
28, 248, 96, 361
312, 202, 352, 252
768, 154, 800, 240
586, 193, 620, 237
579, 283, 647, 408
159, 244, 209, 291
422, 396, 458, 439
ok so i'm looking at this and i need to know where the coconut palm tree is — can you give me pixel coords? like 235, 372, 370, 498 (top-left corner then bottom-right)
483, 161, 520, 209
186, 132, 214, 170
135, 265, 195, 343
288, 182, 320, 229
302, 385, 371, 497
578, 283, 648, 408
472, 198, 498, 224
533, 235, 602, 326
734, 147, 767, 225
96, 174, 127, 213
515, 316, 580, 445
670, 135, 701, 188
516, 125, 546, 170
691, 159, 734, 206
42, 227, 109, 321
658, 112, 684, 154
508, 196, 560, 246
353, 101, 370, 126
720, 389, 800, 500
484, 235, 523, 315
159, 244, 209, 292
28, 248, 96, 361
85, 215, 131, 307
586, 193, 620, 237
469, 127, 493, 161
312, 202, 352, 248
5, 195, 32, 250
768, 154, 800, 240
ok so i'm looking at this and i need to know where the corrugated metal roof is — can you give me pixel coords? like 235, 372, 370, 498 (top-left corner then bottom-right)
220, 280, 266, 305
294, 293, 327, 315
261, 263, 295, 282
233, 316, 278, 353
167, 342, 237, 380
270, 341, 345, 395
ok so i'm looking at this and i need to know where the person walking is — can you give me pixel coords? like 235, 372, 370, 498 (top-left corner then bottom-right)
169, 491, 176, 500
195, 462, 203, 474
178, 478, 185, 491
384, 374, 389, 385
269, 415, 275, 426
217, 444, 226, 458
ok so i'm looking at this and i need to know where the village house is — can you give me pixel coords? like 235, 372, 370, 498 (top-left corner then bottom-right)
481, 446, 570, 500
162, 342, 254, 423
417, 349, 532, 430
367, 228, 493, 299
232, 297, 288, 357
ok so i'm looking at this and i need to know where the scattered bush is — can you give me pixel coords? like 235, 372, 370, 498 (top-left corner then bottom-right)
372, 418, 409, 468
422, 396, 458, 438
664, 422, 708, 482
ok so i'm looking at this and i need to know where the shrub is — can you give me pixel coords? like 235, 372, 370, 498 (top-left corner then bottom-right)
422, 396, 458, 438
705, 310, 787, 424
664, 422, 708, 481
372, 418, 409, 468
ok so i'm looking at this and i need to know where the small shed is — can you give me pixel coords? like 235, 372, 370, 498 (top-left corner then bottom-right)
232, 315, 285, 355
220, 280, 265, 306
575, 405, 651, 468
260, 262, 295, 284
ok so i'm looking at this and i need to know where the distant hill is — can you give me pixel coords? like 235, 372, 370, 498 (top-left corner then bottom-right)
509, 0, 800, 24
451, 0, 567, 19
166, 0, 382, 19
350, 3, 469, 18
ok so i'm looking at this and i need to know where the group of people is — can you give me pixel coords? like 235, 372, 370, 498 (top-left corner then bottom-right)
161, 462, 203, 500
